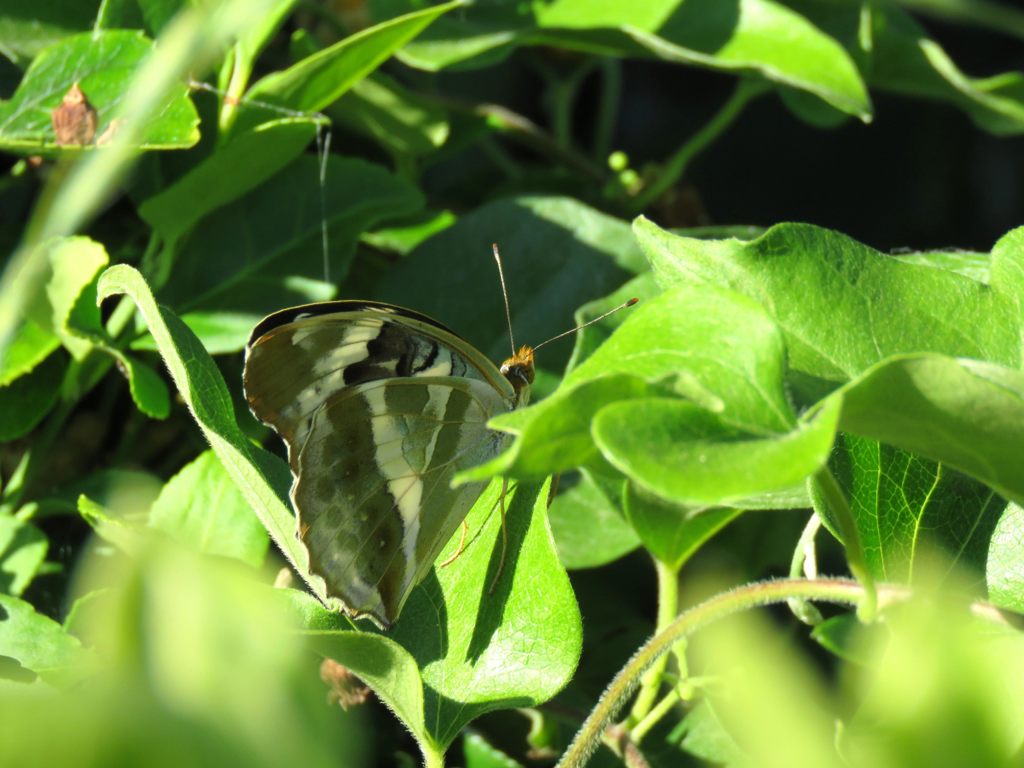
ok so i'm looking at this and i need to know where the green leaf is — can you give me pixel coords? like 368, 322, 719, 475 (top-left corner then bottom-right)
34, 236, 108, 360
465, 281, 795, 483
332, 73, 450, 156
990, 226, 1024, 360
231, 1, 463, 135
565, 271, 661, 375
301, 480, 581, 760
0, 352, 63, 441
462, 375, 655, 482
636, 217, 1021, 387
149, 450, 269, 568
385, 0, 871, 119
304, 631, 428, 752
373, 195, 647, 371
594, 396, 841, 507
892, 248, 992, 282
986, 502, 1024, 613
869, 4, 1024, 135
0, 0, 100, 67
0, 516, 48, 596
137, 0, 185, 35
827, 433, 1004, 585
138, 117, 321, 242
623, 483, 741, 570
0, 593, 93, 687
463, 732, 524, 768
0, 319, 60, 387
833, 355, 1024, 507
110, 354, 171, 420
223, 0, 302, 100
94, 264, 335, 610
390, 479, 582, 752
77, 495, 146, 553
548, 470, 640, 570
40, 236, 171, 419
159, 156, 423, 318
0, 30, 199, 153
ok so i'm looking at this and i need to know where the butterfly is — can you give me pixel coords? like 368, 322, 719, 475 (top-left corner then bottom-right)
243, 298, 535, 628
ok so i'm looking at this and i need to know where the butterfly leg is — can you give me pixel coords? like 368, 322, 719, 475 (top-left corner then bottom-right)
439, 519, 469, 568
488, 477, 510, 594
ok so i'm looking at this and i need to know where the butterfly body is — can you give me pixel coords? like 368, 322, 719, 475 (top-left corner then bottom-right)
243, 301, 531, 628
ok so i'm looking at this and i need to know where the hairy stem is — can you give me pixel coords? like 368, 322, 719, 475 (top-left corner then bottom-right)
627, 558, 679, 726
556, 577, 914, 768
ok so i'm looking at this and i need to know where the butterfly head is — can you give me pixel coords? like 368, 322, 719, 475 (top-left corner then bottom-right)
500, 345, 534, 403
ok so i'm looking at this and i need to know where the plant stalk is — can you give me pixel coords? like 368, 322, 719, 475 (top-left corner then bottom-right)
631, 78, 764, 212
422, 743, 445, 768
810, 468, 876, 621
556, 577, 898, 768
626, 557, 679, 727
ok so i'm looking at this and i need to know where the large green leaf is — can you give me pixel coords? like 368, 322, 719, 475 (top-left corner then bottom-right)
0, 30, 198, 153
230, 1, 462, 135
0, 0, 100, 67
785, 0, 1024, 134
138, 117, 321, 243
828, 434, 1005, 586
373, 0, 871, 119
287, 482, 581, 760
548, 470, 641, 570
636, 218, 1021, 387
390, 479, 581, 753
593, 396, 841, 507
832, 354, 1024, 507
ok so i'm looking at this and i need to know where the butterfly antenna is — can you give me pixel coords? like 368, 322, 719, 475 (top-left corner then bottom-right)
492, 243, 516, 356
532, 297, 639, 352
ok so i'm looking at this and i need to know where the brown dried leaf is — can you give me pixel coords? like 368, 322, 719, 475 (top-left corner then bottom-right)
51, 83, 98, 146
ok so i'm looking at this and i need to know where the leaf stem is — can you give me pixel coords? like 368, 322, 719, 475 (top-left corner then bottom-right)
556, 577, 878, 768
810, 468, 876, 621
630, 686, 681, 743
422, 742, 445, 768
592, 58, 622, 161
542, 57, 597, 149
626, 557, 679, 726
631, 78, 764, 212
787, 512, 824, 625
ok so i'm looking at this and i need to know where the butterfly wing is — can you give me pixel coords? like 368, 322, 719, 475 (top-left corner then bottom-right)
242, 301, 517, 627
243, 301, 513, 466
294, 376, 510, 626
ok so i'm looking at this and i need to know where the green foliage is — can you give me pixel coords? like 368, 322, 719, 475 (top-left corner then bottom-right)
3, 1, 1024, 766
